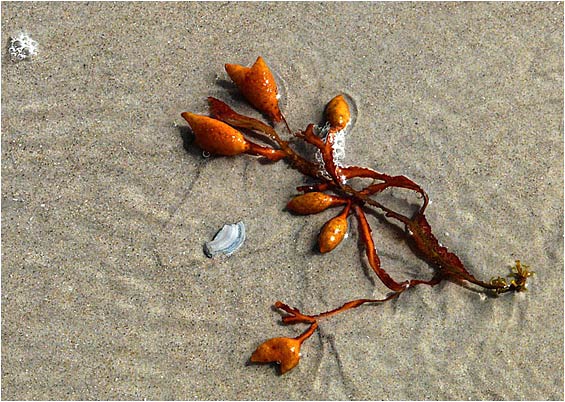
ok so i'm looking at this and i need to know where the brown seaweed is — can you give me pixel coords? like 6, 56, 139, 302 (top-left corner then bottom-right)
181, 56, 534, 375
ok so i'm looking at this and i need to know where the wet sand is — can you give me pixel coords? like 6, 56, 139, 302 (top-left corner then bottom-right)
2, 2, 563, 400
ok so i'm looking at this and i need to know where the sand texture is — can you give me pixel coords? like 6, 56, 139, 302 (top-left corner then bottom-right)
2, 2, 563, 400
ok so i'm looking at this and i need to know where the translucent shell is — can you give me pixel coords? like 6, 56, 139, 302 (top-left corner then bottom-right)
325, 94, 351, 131
225, 56, 283, 122
181, 112, 249, 156
204, 222, 246, 258
286, 192, 346, 215
250, 337, 301, 375
318, 215, 348, 253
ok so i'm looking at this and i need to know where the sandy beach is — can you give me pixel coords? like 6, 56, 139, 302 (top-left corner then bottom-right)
2, 2, 563, 400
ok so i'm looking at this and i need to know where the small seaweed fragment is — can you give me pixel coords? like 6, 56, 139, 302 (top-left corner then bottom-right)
181, 56, 532, 375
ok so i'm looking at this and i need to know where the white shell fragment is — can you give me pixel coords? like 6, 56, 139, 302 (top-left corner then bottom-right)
204, 221, 246, 258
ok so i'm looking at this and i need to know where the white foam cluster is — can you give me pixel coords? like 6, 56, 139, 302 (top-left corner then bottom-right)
8, 32, 38, 61
312, 122, 348, 175
331, 126, 347, 167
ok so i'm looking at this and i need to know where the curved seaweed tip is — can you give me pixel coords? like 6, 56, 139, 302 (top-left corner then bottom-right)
490, 260, 535, 294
